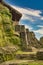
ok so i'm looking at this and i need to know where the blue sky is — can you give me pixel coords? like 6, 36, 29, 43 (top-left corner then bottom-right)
4, 0, 43, 40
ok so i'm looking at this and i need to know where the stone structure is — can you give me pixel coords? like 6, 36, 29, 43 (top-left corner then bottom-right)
0, 0, 22, 25
40, 37, 43, 47
0, 0, 42, 51
15, 25, 41, 50
15, 25, 28, 50
0, 0, 22, 46
26, 29, 41, 48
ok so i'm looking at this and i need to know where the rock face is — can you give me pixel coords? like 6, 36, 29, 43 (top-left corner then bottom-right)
26, 29, 41, 48
15, 25, 41, 51
40, 37, 43, 44
40, 37, 43, 47
15, 25, 27, 50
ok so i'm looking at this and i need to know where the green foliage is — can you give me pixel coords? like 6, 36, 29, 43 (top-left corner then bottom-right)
0, 4, 11, 18
0, 3, 21, 62
0, 53, 14, 63
12, 36, 21, 45
0, 3, 21, 47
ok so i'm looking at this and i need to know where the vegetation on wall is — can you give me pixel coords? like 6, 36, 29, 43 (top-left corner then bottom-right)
0, 3, 21, 62
0, 3, 20, 47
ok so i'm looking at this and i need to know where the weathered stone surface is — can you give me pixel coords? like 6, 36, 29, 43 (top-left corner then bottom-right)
26, 29, 41, 48
15, 25, 29, 50
15, 25, 20, 32
15, 25, 42, 51
36, 50, 43, 60
2, 3, 22, 21
40, 37, 43, 47
0, 0, 22, 26
15, 54, 36, 60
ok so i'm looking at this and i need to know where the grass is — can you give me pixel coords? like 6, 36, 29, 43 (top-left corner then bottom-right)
1, 59, 43, 65
16, 50, 36, 54
28, 62, 43, 65
17, 61, 43, 65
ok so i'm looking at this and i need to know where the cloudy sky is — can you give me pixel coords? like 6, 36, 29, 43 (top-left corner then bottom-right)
4, 0, 43, 40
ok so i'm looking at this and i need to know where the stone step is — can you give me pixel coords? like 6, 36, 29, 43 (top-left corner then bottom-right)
1, 60, 34, 65
15, 52, 36, 60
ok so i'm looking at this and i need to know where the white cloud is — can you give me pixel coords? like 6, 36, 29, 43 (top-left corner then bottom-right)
11, 5, 41, 17
10, 5, 43, 21
34, 28, 43, 34
41, 17, 43, 20
37, 25, 43, 28
25, 25, 33, 30
21, 14, 35, 22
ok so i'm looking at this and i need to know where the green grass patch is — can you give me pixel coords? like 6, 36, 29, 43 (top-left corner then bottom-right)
18, 61, 43, 65
16, 50, 36, 55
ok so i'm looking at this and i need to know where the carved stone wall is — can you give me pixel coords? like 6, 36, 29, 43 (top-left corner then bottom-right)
0, 0, 22, 26
26, 29, 41, 48
15, 25, 28, 50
